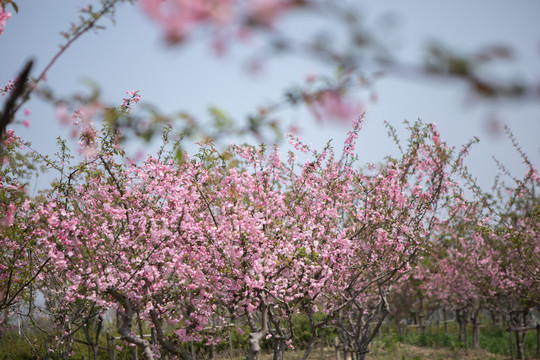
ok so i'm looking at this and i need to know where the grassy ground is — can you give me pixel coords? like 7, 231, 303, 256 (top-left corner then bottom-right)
368, 342, 507, 360
396, 328, 538, 359
252, 344, 507, 360
1, 326, 536, 359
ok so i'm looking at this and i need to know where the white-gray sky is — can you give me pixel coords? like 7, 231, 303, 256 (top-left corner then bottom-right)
1, 0, 539, 193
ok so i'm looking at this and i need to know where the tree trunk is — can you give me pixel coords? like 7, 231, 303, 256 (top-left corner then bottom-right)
334, 336, 340, 360
536, 324, 540, 360
471, 309, 480, 349
83, 314, 102, 360
107, 333, 116, 360
509, 329, 514, 360
246, 304, 268, 360
395, 317, 402, 337
247, 327, 266, 360
273, 338, 285, 360
107, 289, 154, 360
149, 310, 192, 360
464, 319, 468, 350
443, 309, 448, 334
456, 310, 464, 342
515, 330, 525, 360
358, 299, 390, 360
60, 322, 75, 360
509, 310, 528, 360
358, 350, 368, 360
301, 333, 317, 360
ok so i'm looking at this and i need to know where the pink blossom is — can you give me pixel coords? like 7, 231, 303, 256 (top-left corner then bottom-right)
121, 90, 141, 113
78, 142, 98, 159
305, 73, 317, 83
247, 0, 291, 28
55, 104, 72, 125
1, 79, 15, 96
25, 118, 471, 356
1, 203, 15, 227
312, 91, 362, 123
0, 8, 12, 36
140, 0, 234, 43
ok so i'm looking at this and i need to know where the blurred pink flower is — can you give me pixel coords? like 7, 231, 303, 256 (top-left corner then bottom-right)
1, 203, 16, 227
56, 104, 72, 126
311, 91, 362, 123
247, 0, 292, 28
140, 0, 234, 43
0, 8, 12, 36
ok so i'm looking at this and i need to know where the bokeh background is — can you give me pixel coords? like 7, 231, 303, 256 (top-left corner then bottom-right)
1, 0, 539, 193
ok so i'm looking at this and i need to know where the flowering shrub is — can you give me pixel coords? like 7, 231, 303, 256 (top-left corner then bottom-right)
15, 116, 468, 359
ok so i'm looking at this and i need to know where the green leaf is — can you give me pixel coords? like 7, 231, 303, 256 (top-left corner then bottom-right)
208, 106, 232, 130
175, 147, 184, 164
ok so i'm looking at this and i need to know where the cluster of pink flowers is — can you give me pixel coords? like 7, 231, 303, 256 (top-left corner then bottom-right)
140, 0, 295, 46
0, 7, 11, 36
120, 90, 141, 114
55, 102, 103, 158
0, 79, 15, 97
342, 116, 363, 156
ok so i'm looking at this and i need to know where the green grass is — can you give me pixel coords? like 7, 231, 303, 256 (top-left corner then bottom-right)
0, 328, 42, 360
397, 328, 538, 358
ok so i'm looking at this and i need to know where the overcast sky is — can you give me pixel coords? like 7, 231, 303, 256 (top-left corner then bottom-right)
1, 0, 539, 194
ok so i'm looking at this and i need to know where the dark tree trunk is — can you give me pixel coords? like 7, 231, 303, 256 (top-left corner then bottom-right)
107, 333, 116, 360
471, 309, 480, 349
301, 333, 317, 360
149, 309, 192, 360
536, 324, 539, 360
515, 330, 526, 360
509, 328, 515, 360
456, 310, 464, 342
273, 338, 285, 360
83, 314, 103, 360
464, 320, 468, 350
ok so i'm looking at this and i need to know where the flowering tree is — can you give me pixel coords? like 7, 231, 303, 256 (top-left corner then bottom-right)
419, 201, 487, 349
1, 1, 539, 359
315, 120, 465, 360
0, 129, 46, 317
472, 154, 539, 360
24, 116, 465, 360
417, 129, 540, 358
